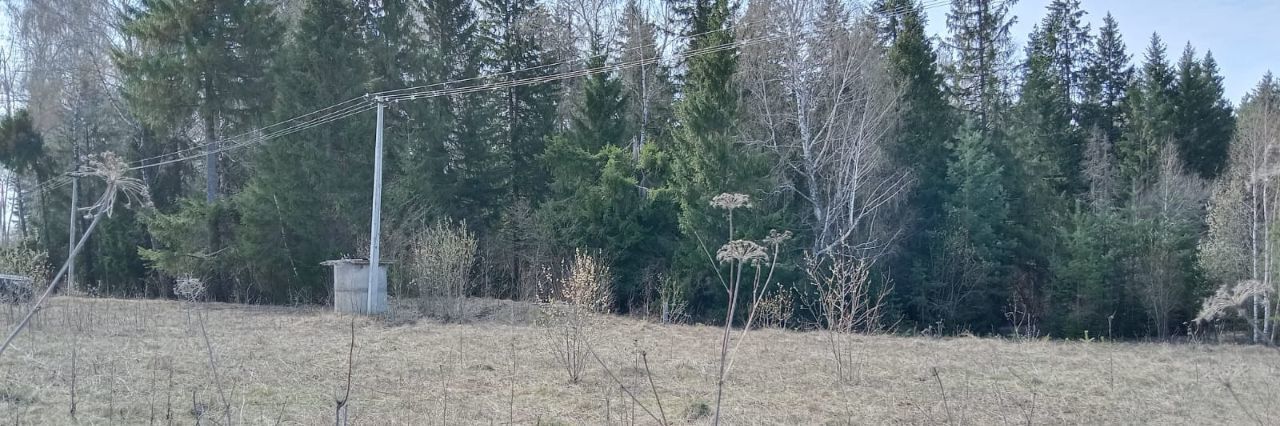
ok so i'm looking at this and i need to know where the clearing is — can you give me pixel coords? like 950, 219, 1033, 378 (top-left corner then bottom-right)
0, 297, 1276, 424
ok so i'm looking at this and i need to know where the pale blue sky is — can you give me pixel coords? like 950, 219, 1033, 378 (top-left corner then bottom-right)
923, 0, 1280, 105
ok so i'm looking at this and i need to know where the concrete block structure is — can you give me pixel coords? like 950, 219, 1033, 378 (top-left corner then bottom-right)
322, 259, 390, 314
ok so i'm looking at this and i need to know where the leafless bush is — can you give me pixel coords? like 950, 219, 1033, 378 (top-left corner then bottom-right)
657, 274, 688, 325
1005, 292, 1040, 341
757, 285, 795, 329
805, 254, 890, 383
408, 220, 478, 321
537, 249, 612, 383
173, 276, 206, 303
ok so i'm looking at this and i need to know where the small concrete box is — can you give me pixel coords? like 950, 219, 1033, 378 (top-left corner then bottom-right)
322, 259, 390, 314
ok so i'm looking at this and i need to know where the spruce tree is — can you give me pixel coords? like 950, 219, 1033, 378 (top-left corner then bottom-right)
479, 0, 559, 202
1013, 6, 1087, 195
234, 0, 372, 301
115, 0, 281, 202
1045, 0, 1092, 103
943, 0, 1017, 132
543, 40, 675, 307
1172, 46, 1235, 179
667, 0, 772, 314
937, 121, 1012, 326
403, 0, 501, 225
116, 0, 280, 297
1117, 34, 1176, 186
360, 0, 423, 92
872, 0, 957, 325
1081, 13, 1131, 145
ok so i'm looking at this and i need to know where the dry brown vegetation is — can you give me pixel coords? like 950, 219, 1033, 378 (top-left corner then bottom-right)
0, 296, 1277, 424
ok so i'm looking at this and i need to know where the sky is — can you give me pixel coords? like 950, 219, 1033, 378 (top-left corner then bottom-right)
923, 0, 1280, 105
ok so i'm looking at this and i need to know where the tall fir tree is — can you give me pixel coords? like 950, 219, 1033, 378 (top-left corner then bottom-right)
667, 0, 773, 315
872, 0, 958, 325
360, 0, 423, 92
400, 0, 502, 226
479, 0, 560, 203
234, 0, 373, 301
943, 0, 1017, 132
1171, 45, 1235, 179
1081, 13, 1131, 146
1117, 33, 1176, 186
114, 0, 281, 202
543, 39, 676, 308
116, 0, 281, 297
1012, 1, 1090, 195
935, 121, 1013, 327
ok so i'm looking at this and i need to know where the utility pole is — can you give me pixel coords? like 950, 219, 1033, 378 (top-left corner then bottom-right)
67, 144, 79, 293
366, 96, 385, 314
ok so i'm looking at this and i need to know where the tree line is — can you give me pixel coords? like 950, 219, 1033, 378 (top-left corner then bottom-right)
0, 0, 1276, 341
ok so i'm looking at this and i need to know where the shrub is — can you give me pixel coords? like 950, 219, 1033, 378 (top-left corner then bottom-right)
407, 220, 478, 321
0, 243, 49, 293
537, 249, 612, 383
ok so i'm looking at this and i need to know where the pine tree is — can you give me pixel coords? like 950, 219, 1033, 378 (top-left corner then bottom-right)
1116, 33, 1176, 186
1081, 13, 1131, 145
479, 0, 559, 202
234, 0, 373, 301
943, 0, 1017, 132
1171, 45, 1235, 179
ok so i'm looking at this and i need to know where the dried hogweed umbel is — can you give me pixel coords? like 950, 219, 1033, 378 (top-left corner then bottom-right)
716, 240, 768, 265
710, 193, 752, 210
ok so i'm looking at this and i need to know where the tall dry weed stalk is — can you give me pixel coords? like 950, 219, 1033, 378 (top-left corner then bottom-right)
702, 193, 788, 425
408, 219, 477, 321
0, 152, 149, 358
537, 249, 612, 383
805, 254, 890, 383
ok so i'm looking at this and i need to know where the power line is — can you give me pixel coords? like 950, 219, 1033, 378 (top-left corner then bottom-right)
121, 1, 953, 173
127, 95, 371, 169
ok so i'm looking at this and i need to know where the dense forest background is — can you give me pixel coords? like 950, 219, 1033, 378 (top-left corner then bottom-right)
0, 0, 1277, 341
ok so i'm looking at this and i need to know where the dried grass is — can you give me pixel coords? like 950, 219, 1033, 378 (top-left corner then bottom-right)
1196, 279, 1272, 323
0, 296, 1276, 424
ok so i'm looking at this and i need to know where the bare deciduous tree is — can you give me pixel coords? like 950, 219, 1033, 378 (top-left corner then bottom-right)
1129, 145, 1207, 339
1199, 75, 1280, 343
737, 0, 906, 262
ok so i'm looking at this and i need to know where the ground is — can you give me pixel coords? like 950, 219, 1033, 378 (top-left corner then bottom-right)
0, 296, 1276, 424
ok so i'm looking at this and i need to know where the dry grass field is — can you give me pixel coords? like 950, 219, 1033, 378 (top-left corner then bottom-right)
0, 296, 1277, 425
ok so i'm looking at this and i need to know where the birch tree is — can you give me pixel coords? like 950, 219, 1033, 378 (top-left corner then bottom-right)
1200, 73, 1280, 343
738, 0, 905, 261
